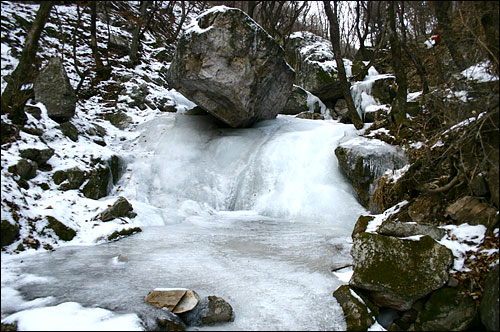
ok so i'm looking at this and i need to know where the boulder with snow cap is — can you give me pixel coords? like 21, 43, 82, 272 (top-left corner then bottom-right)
335, 136, 408, 213
167, 6, 295, 128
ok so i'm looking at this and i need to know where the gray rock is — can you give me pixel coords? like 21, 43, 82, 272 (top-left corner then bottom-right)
1, 220, 19, 247
445, 196, 498, 231
480, 265, 499, 331
371, 76, 396, 105
145, 289, 200, 314
415, 287, 477, 331
378, 220, 446, 241
281, 85, 309, 115
108, 34, 130, 56
335, 137, 408, 213
332, 98, 349, 122
105, 111, 132, 130
98, 196, 135, 222
19, 148, 54, 166
350, 233, 453, 311
16, 158, 37, 180
167, 7, 294, 128
333, 285, 375, 331
179, 295, 233, 326
45, 216, 76, 241
34, 57, 77, 123
295, 111, 324, 120
53, 167, 85, 190
58, 122, 79, 142
155, 308, 186, 331
285, 31, 352, 111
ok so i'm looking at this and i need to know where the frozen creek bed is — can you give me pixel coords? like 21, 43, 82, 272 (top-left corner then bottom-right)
2, 115, 367, 330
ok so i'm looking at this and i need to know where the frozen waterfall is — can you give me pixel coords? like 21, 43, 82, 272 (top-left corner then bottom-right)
5, 114, 368, 331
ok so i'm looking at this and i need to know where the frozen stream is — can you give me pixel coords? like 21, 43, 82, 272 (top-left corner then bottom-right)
4, 114, 367, 330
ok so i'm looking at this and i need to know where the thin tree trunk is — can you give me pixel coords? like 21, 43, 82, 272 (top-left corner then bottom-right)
1, 1, 54, 125
130, 1, 151, 66
433, 1, 467, 71
90, 1, 104, 69
387, 1, 407, 125
323, 1, 363, 129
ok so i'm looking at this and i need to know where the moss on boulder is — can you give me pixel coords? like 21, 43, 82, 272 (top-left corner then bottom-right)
350, 233, 453, 311
333, 285, 376, 331
107, 227, 142, 241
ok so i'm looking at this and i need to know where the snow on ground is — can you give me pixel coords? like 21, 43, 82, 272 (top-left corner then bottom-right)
461, 61, 499, 83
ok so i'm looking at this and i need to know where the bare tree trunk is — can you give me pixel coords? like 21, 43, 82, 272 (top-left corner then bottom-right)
168, 1, 188, 43
90, 1, 103, 69
130, 1, 152, 66
479, 1, 499, 75
433, 1, 467, 71
387, 1, 407, 125
1, 1, 54, 125
323, 1, 363, 129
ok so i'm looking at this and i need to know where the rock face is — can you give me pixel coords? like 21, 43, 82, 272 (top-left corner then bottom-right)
333, 285, 375, 331
350, 233, 453, 311
1, 220, 19, 247
480, 264, 499, 331
281, 85, 309, 115
378, 220, 446, 241
335, 137, 408, 213
46, 216, 76, 241
34, 57, 77, 123
285, 31, 345, 108
415, 287, 477, 331
179, 295, 233, 326
145, 288, 200, 314
167, 6, 295, 128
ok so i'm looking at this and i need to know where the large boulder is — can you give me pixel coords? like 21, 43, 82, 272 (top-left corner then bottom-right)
350, 233, 453, 311
445, 196, 498, 231
480, 265, 499, 331
167, 6, 295, 128
335, 137, 408, 213
97, 196, 136, 222
1, 220, 19, 247
378, 220, 446, 241
34, 57, 77, 123
285, 31, 346, 109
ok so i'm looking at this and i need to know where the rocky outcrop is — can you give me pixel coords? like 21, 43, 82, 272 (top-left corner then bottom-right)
19, 148, 54, 167
480, 265, 499, 331
350, 233, 453, 311
34, 57, 77, 123
415, 287, 478, 331
179, 295, 233, 326
335, 137, 408, 213
285, 31, 345, 109
167, 6, 295, 128
15, 158, 37, 180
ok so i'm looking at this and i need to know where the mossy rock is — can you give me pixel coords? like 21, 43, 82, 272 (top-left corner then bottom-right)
350, 233, 453, 311
0, 322, 18, 331
371, 77, 396, 105
81, 166, 110, 199
16, 158, 37, 180
415, 287, 477, 331
105, 111, 132, 130
352, 215, 374, 238
53, 167, 85, 190
58, 122, 79, 142
19, 148, 54, 165
1, 220, 20, 247
107, 227, 142, 241
98, 196, 135, 222
333, 285, 375, 331
46, 216, 76, 241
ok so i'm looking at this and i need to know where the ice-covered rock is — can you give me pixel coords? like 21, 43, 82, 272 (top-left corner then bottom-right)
335, 136, 408, 213
167, 6, 294, 128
